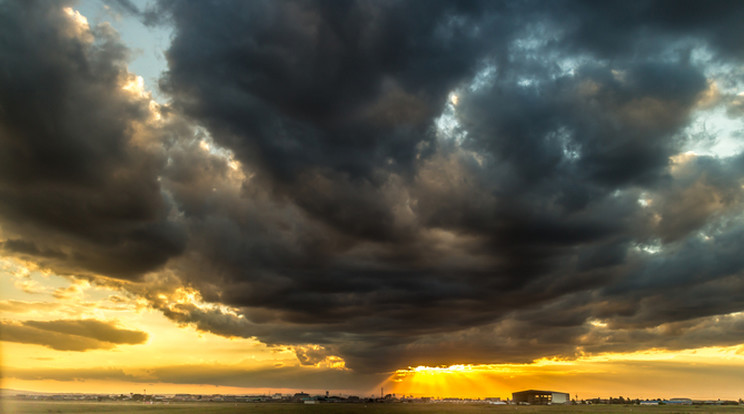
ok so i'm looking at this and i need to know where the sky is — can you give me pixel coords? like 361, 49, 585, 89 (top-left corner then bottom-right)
2, 0, 744, 401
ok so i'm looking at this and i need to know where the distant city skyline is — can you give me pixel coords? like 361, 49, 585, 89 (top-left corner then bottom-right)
3, 388, 743, 404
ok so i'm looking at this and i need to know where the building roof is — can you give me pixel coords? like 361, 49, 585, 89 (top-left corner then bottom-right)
513, 390, 567, 395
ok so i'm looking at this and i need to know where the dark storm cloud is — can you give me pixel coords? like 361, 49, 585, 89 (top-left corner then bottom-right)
0, 319, 148, 351
151, 0, 744, 372
3, 0, 744, 377
549, 0, 744, 60
0, 0, 185, 278
158, 0, 508, 182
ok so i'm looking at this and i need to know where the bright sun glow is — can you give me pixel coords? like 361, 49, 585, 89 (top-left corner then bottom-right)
385, 347, 744, 399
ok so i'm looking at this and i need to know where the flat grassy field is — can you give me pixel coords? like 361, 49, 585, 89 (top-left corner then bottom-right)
3, 401, 744, 414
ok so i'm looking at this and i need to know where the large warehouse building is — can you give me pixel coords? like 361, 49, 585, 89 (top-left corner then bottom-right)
512, 390, 570, 405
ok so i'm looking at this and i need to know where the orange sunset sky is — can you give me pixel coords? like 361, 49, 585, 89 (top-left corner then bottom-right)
4, 262, 744, 399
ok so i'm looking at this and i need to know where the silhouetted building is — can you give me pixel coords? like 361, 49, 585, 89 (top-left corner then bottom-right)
512, 390, 570, 405
666, 398, 692, 405
291, 392, 311, 402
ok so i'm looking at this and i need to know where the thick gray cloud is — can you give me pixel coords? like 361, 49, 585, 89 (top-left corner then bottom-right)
0, 0, 185, 279
2, 0, 744, 377
0, 319, 148, 351
159, 0, 504, 181
547, 0, 744, 60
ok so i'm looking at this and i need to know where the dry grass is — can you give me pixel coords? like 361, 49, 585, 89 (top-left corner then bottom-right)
3, 401, 743, 414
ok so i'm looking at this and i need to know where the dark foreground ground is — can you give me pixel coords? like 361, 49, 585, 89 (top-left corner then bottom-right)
3, 401, 744, 414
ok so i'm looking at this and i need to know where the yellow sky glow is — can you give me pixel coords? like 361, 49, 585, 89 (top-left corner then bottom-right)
384, 347, 744, 400
2, 257, 744, 400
